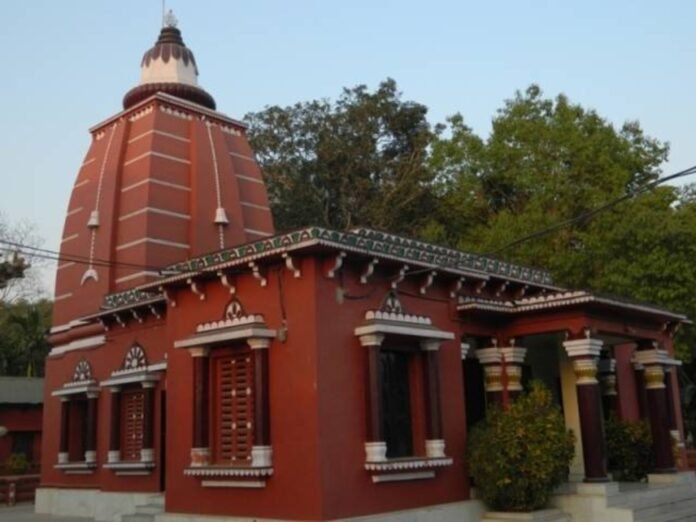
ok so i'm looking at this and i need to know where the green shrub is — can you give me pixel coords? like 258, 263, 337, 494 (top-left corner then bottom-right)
605, 415, 652, 481
467, 381, 575, 512
3, 453, 29, 475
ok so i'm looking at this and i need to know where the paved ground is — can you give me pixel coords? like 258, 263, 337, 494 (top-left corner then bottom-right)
0, 503, 92, 521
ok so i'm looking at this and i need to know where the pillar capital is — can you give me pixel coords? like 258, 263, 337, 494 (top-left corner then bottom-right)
563, 337, 603, 359
572, 358, 599, 386
460, 342, 471, 360
499, 346, 527, 364
476, 347, 501, 365
597, 358, 616, 374
420, 339, 441, 352
358, 333, 385, 347
188, 346, 210, 358
248, 337, 271, 350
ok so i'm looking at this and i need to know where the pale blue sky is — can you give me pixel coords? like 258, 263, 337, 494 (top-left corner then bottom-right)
2, 1, 695, 296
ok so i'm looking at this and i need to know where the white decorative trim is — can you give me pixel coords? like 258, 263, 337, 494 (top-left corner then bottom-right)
355, 322, 453, 340
563, 338, 603, 358
81, 158, 96, 167
476, 347, 501, 365
634, 348, 664, 367
114, 271, 161, 284
500, 346, 527, 364
119, 207, 191, 222
50, 334, 106, 356
236, 174, 264, 184
123, 150, 190, 167
107, 451, 120, 464
251, 446, 273, 467
364, 457, 453, 471
248, 338, 271, 350
121, 177, 191, 193
159, 104, 193, 121
196, 314, 267, 333
116, 237, 189, 251
365, 442, 387, 463
128, 104, 154, 122
240, 201, 271, 211
52, 380, 100, 397
358, 333, 385, 348
461, 343, 471, 359
425, 439, 446, 458
598, 358, 616, 374
420, 339, 441, 351
372, 471, 435, 483
58, 452, 69, 464
66, 206, 84, 217
202, 480, 266, 488
73, 179, 90, 189
55, 461, 97, 472
57, 262, 76, 271
175, 325, 276, 349
230, 151, 256, 162
61, 234, 79, 243
244, 228, 273, 237
54, 292, 73, 302
184, 466, 273, 478
128, 129, 190, 144
104, 461, 155, 472
85, 451, 97, 463
50, 319, 88, 334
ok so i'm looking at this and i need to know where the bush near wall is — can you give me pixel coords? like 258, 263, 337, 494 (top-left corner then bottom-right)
605, 415, 653, 482
467, 381, 575, 512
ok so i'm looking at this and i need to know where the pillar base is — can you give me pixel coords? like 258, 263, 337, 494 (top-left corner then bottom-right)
365, 441, 387, 463
84, 451, 97, 463
190, 447, 210, 467
141, 448, 154, 463
107, 451, 120, 464
425, 439, 446, 458
251, 445, 273, 467
583, 476, 610, 484
57, 452, 69, 464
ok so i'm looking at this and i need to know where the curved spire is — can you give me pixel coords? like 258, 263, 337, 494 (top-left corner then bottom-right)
123, 12, 216, 110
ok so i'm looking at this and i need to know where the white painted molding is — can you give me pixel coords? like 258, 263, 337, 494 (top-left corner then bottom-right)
251, 446, 273, 467
563, 338, 603, 358
202, 480, 266, 488
50, 335, 106, 357
355, 322, 454, 341
184, 466, 273, 477
460, 342, 471, 360
420, 339, 441, 352
476, 347, 501, 365
107, 451, 120, 464
358, 333, 385, 348
372, 471, 435, 483
365, 442, 387, 463
499, 346, 527, 364
425, 439, 446, 458
364, 457, 453, 471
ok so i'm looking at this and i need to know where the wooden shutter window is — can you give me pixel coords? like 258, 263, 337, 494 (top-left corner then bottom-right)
121, 389, 145, 462
214, 350, 254, 465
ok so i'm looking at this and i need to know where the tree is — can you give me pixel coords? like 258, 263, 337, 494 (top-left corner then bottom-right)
0, 213, 46, 302
0, 299, 52, 377
245, 79, 438, 235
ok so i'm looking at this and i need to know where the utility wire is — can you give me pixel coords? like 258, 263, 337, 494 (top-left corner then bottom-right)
486, 165, 696, 255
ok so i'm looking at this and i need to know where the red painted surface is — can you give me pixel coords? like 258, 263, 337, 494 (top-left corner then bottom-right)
0, 406, 42, 466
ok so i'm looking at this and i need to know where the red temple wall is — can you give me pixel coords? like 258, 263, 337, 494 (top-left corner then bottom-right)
0, 406, 43, 465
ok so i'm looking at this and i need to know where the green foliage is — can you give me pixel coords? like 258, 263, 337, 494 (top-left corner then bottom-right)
0, 299, 52, 376
245, 79, 438, 235
467, 382, 575, 511
3, 453, 29, 475
605, 415, 653, 482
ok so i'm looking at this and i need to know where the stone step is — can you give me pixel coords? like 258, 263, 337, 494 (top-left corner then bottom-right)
635, 500, 696, 522
135, 504, 164, 515
607, 484, 695, 508
121, 515, 155, 522
633, 497, 696, 521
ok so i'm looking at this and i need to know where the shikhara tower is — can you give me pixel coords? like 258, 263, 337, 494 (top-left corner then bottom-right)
53, 16, 273, 327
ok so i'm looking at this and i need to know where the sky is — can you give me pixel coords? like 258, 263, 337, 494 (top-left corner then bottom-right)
2, 0, 696, 297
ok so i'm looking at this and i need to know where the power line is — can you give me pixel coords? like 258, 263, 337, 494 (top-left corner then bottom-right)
486, 165, 696, 255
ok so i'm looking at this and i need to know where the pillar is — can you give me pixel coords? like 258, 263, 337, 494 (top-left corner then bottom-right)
85, 392, 98, 463
190, 347, 210, 467
141, 383, 155, 463
499, 345, 527, 400
422, 339, 445, 458
58, 398, 70, 464
249, 337, 272, 467
476, 347, 503, 406
634, 348, 676, 473
598, 358, 618, 417
563, 337, 609, 482
108, 387, 121, 463
359, 333, 386, 462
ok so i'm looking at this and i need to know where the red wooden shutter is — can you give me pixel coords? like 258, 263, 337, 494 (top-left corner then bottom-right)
121, 389, 145, 461
215, 350, 254, 465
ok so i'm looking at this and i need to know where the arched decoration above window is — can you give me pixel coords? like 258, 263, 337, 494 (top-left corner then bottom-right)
225, 298, 245, 321
73, 359, 93, 382
52, 359, 100, 398
381, 290, 404, 314
123, 344, 148, 371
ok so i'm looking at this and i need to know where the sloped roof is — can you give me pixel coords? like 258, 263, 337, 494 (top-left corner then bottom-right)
0, 377, 44, 405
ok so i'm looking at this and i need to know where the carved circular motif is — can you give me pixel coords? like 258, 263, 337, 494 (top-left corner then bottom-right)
225, 299, 245, 321
123, 344, 147, 370
73, 360, 93, 382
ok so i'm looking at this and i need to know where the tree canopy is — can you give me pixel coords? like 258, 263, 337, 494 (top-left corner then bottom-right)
247, 80, 696, 359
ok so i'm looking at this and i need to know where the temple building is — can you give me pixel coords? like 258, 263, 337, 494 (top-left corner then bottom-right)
38, 15, 693, 522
